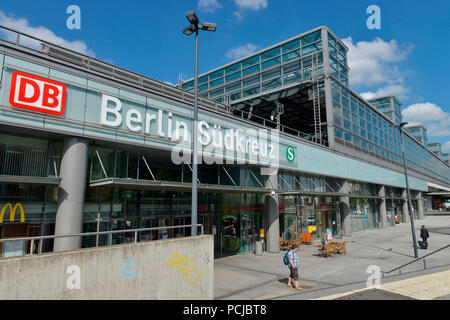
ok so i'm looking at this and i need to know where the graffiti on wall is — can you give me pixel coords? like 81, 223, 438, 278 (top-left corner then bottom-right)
168, 252, 206, 286
118, 259, 141, 279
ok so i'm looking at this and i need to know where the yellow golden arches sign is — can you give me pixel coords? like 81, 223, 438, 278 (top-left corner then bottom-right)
0, 203, 25, 223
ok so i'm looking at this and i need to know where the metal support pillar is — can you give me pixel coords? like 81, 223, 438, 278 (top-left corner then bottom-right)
402, 190, 410, 223
265, 194, 280, 253
339, 181, 351, 236
54, 137, 89, 251
378, 185, 387, 229
417, 192, 425, 220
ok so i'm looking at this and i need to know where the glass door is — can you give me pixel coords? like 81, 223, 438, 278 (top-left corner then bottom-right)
240, 213, 252, 253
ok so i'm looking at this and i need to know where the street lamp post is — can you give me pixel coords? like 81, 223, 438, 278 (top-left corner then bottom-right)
182, 11, 216, 236
399, 122, 419, 258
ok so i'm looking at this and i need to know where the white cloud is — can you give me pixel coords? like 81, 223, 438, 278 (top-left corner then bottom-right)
226, 43, 259, 60
234, 0, 268, 10
232, 0, 267, 20
360, 84, 411, 101
403, 103, 447, 123
198, 0, 222, 13
233, 11, 244, 20
0, 10, 95, 57
342, 36, 412, 88
402, 102, 450, 138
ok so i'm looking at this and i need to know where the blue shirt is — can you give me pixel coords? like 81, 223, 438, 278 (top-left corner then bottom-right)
288, 249, 299, 268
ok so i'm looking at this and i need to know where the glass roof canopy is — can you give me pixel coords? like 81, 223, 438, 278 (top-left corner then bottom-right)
179, 26, 348, 105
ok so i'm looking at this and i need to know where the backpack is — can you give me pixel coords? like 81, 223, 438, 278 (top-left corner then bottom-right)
283, 252, 290, 265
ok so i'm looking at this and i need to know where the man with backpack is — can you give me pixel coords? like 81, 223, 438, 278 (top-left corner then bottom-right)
285, 243, 301, 291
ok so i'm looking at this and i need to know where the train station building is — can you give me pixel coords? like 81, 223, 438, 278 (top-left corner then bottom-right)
0, 25, 449, 258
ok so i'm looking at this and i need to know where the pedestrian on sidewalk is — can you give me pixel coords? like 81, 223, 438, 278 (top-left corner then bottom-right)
420, 225, 429, 248
287, 243, 301, 291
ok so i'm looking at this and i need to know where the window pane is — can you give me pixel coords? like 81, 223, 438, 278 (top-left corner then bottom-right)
262, 67, 281, 81
282, 39, 300, 53
283, 49, 300, 62
283, 60, 301, 74
210, 69, 224, 81
302, 43, 322, 56
243, 64, 259, 76
226, 71, 241, 82
230, 92, 241, 100
262, 78, 281, 91
210, 77, 224, 87
261, 47, 280, 61
182, 81, 194, 91
243, 75, 259, 88
243, 85, 260, 97
242, 55, 260, 68
344, 131, 352, 141
199, 83, 208, 92
198, 76, 208, 85
226, 81, 241, 92
261, 57, 281, 69
334, 126, 343, 138
225, 62, 241, 75
302, 30, 321, 45
210, 87, 224, 97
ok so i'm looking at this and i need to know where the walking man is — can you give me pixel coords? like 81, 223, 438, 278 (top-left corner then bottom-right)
420, 225, 429, 247
287, 244, 301, 291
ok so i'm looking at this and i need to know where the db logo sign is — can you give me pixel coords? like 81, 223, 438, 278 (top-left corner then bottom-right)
9, 71, 66, 116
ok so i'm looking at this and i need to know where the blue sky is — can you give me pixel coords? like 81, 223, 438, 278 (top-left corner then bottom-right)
1, 0, 449, 151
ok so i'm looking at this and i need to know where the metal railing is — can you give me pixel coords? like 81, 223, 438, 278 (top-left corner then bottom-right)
381, 244, 450, 277
0, 224, 204, 258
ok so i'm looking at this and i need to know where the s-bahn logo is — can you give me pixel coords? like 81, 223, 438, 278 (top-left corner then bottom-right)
286, 145, 295, 162
9, 71, 66, 116
0, 203, 25, 223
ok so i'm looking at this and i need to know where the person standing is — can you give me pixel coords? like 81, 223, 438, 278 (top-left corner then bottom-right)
287, 244, 301, 291
420, 225, 429, 244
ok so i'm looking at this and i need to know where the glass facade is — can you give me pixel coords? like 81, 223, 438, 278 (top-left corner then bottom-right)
427, 142, 442, 158
331, 78, 450, 183
180, 27, 449, 186
442, 153, 450, 165
327, 32, 349, 86
368, 96, 402, 125
350, 198, 379, 233
404, 125, 428, 146
181, 29, 325, 103
279, 195, 340, 241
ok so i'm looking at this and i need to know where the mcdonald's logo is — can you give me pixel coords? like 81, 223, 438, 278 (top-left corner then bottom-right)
0, 203, 25, 223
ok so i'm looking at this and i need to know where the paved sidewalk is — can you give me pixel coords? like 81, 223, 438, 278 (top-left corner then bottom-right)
315, 269, 450, 300
214, 215, 450, 300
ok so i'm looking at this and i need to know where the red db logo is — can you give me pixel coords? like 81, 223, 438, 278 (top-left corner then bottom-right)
9, 71, 66, 116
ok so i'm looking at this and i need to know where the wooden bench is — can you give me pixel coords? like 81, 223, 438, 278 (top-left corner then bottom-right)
317, 243, 338, 258
336, 241, 347, 255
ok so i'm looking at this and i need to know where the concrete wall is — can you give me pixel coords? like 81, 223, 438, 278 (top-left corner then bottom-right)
0, 235, 213, 300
